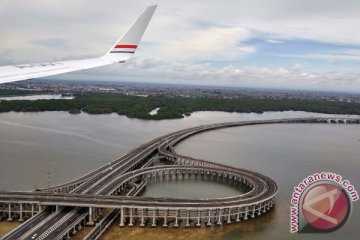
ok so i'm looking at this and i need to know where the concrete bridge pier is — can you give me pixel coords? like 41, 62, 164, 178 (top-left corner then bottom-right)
235, 207, 241, 222
128, 208, 134, 227
206, 209, 212, 226
151, 209, 156, 227
77, 221, 83, 231
174, 210, 179, 227
31, 203, 35, 217
7, 203, 12, 221
87, 207, 95, 226
185, 210, 190, 227
61, 216, 85, 240
257, 204, 262, 216
95, 208, 101, 221
262, 203, 267, 213
244, 206, 249, 220
196, 209, 201, 227
216, 209, 222, 225
140, 208, 145, 227
119, 207, 125, 227
226, 208, 232, 224
251, 205, 256, 218
163, 209, 168, 227
71, 225, 77, 235
19, 204, 23, 222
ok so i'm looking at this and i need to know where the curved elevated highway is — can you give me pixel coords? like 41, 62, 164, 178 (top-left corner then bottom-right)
0, 117, 359, 239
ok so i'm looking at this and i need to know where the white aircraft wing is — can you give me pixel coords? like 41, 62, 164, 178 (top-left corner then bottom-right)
0, 5, 157, 85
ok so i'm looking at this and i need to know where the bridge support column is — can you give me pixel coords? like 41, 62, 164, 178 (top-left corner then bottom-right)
98, 208, 102, 218
140, 209, 145, 227
174, 210, 179, 227
119, 207, 125, 227
262, 203, 267, 213
129, 208, 133, 227
163, 209, 168, 227
19, 204, 23, 222
236, 207, 241, 222
258, 204, 262, 216
151, 209, 156, 227
72, 226, 77, 235
185, 210, 190, 227
38, 204, 42, 212
7, 203, 12, 221
196, 209, 201, 227
227, 209, 231, 224
77, 222, 82, 231
31, 204, 34, 217
244, 207, 248, 220
87, 207, 94, 226
217, 209, 222, 225
93, 208, 99, 222
206, 209, 212, 226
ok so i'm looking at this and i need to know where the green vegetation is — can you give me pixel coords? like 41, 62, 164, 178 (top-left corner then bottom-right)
0, 93, 359, 120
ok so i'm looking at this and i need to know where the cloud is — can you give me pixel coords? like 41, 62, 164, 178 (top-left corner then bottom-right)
278, 48, 360, 62
32, 38, 71, 49
305, 53, 360, 62
78, 58, 358, 92
2, 0, 360, 61
157, 27, 256, 60
266, 39, 283, 44
1, 0, 360, 92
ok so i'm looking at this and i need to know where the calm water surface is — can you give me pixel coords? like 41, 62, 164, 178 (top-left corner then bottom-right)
0, 110, 359, 240
174, 123, 360, 240
0, 94, 73, 101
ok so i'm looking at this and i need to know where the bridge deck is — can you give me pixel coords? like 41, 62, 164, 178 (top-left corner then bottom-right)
0, 117, 358, 239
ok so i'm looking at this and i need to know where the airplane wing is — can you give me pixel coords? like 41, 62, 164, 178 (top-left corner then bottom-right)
0, 5, 157, 85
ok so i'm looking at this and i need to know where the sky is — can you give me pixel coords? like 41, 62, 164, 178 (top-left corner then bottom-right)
1, 0, 360, 92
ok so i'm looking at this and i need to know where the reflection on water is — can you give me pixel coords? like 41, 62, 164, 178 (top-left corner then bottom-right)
0, 110, 359, 240
0, 94, 73, 101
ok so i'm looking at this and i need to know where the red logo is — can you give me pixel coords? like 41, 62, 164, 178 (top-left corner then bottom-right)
301, 183, 351, 232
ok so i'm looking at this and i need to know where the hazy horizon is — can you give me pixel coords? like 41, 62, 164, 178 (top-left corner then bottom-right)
1, 1, 360, 93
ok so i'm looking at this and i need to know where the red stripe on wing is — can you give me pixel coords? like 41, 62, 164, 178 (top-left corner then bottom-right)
114, 44, 138, 49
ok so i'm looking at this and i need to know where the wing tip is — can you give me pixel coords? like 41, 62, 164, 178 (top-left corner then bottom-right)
102, 5, 157, 63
